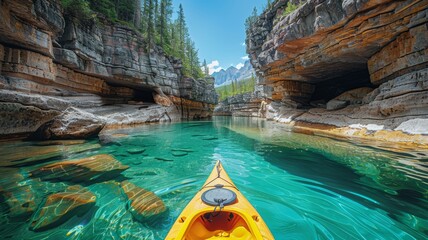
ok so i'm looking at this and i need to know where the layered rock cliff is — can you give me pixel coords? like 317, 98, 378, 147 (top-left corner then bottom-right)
0, 0, 217, 139
246, 0, 428, 145
214, 91, 266, 117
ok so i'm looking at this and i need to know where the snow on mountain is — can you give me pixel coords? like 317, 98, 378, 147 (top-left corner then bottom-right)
212, 60, 254, 87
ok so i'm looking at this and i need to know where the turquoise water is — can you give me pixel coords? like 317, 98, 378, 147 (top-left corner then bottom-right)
0, 117, 427, 239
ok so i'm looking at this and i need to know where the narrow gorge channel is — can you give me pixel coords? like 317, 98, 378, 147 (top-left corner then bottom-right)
0, 0, 427, 240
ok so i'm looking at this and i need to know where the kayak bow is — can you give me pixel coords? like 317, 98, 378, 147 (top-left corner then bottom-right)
165, 160, 274, 239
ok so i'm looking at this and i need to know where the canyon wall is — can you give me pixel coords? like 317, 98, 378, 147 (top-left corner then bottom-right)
245, 0, 428, 145
0, 0, 217, 139
214, 91, 266, 117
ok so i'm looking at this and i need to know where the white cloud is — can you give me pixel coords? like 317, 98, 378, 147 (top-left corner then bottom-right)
236, 63, 244, 69
241, 55, 250, 61
241, 42, 246, 46
207, 60, 223, 75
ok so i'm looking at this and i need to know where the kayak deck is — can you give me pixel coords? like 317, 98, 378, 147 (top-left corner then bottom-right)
165, 161, 273, 239
184, 211, 252, 239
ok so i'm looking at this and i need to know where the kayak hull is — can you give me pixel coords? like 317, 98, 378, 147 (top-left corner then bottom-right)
165, 161, 273, 239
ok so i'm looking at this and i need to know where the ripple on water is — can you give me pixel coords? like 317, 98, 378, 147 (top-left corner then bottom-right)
0, 118, 427, 239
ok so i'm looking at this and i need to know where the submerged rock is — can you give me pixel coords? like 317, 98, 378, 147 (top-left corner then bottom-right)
171, 151, 188, 157
120, 181, 166, 222
0, 143, 101, 167
30, 185, 96, 231
202, 136, 218, 140
31, 154, 129, 182
126, 148, 146, 154
33, 140, 86, 146
0, 168, 39, 219
171, 148, 194, 153
155, 157, 174, 162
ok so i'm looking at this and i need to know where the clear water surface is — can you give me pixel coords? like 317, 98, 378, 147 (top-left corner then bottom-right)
0, 117, 427, 239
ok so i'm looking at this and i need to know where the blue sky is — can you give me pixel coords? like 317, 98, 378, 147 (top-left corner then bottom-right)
172, 0, 267, 74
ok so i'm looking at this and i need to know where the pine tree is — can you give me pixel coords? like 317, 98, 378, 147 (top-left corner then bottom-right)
141, 0, 155, 49
133, 0, 141, 28
116, 0, 136, 23
154, 0, 159, 25
203, 59, 209, 76
245, 7, 258, 31
158, 0, 173, 53
176, 4, 188, 60
141, 0, 149, 32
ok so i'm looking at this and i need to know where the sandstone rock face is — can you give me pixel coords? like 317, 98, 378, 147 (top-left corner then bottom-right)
93, 104, 181, 128
154, 94, 173, 107
396, 119, 428, 135
31, 154, 129, 182
179, 77, 218, 104
332, 87, 374, 105
120, 181, 167, 223
0, 102, 60, 138
34, 107, 106, 140
30, 185, 96, 231
248, 0, 426, 87
170, 96, 215, 120
0, 0, 217, 139
214, 92, 265, 117
0, 0, 63, 57
246, 0, 428, 143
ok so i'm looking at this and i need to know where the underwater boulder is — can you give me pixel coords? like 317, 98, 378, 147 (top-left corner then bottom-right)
0, 169, 39, 219
0, 143, 100, 167
120, 181, 166, 223
126, 148, 146, 154
30, 185, 96, 231
31, 154, 129, 182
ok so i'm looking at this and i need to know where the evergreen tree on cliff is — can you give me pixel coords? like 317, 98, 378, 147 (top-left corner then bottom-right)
116, 0, 136, 23
203, 59, 209, 76
176, 4, 188, 61
64, 0, 205, 79
157, 0, 173, 53
245, 7, 258, 31
141, 0, 156, 49
133, 0, 141, 28
186, 39, 204, 79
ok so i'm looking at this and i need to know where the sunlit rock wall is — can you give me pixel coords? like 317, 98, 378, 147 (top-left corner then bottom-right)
246, 0, 428, 143
0, 0, 218, 139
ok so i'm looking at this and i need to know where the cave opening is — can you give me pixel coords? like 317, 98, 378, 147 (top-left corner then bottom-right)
133, 88, 156, 103
309, 67, 374, 103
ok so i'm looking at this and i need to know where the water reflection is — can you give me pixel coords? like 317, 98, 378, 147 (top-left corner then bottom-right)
0, 118, 427, 239
215, 116, 428, 197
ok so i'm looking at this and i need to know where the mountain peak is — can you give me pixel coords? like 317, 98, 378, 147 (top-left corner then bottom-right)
212, 60, 254, 86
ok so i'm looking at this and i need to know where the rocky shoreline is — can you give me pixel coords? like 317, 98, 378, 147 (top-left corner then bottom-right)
233, 0, 428, 146
0, 0, 217, 140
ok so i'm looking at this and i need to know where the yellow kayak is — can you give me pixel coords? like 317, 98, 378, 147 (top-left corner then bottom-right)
165, 160, 274, 239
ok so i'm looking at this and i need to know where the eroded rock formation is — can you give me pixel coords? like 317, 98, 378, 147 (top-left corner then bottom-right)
0, 142, 101, 167
31, 154, 129, 182
214, 92, 266, 117
29, 185, 96, 231
0, 0, 217, 140
120, 180, 167, 223
0, 168, 41, 219
246, 0, 428, 144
